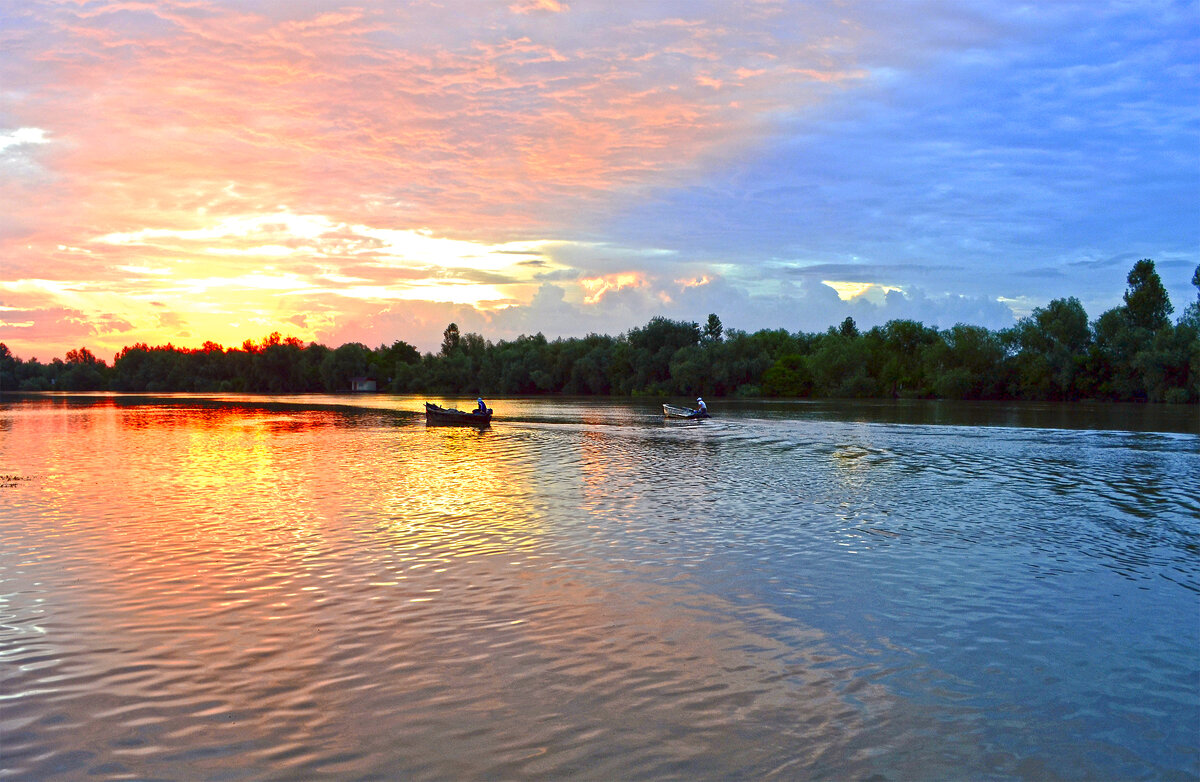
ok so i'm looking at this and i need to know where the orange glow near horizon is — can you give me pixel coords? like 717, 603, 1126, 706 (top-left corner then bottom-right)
823, 280, 904, 304
580, 273, 647, 305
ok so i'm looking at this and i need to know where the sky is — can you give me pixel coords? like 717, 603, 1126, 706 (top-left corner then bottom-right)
1, 0, 1197, 360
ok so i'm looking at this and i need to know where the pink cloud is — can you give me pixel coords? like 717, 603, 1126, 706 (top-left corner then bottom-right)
10, 1, 864, 233
2, 1, 871, 357
509, 0, 569, 16
579, 272, 648, 305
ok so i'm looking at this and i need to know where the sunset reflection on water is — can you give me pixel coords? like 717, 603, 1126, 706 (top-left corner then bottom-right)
2, 395, 1197, 780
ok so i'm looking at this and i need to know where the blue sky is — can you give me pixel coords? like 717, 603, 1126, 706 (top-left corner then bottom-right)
594, 1, 1198, 325
1, 0, 1196, 357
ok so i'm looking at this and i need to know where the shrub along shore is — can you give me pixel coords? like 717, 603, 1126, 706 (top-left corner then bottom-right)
3, 260, 1197, 403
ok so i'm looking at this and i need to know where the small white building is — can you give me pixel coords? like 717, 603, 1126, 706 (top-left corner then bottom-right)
349, 377, 377, 392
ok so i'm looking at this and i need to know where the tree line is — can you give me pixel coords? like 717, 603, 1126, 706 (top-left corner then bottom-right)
2, 259, 1197, 403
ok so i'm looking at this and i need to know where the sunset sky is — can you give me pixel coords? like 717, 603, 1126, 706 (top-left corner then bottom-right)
2, 0, 1197, 360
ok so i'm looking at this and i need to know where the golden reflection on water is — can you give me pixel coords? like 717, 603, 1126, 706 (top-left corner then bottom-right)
1, 401, 563, 776
394, 428, 503, 517
7, 397, 1192, 779
579, 429, 635, 517
383, 425, 548, 557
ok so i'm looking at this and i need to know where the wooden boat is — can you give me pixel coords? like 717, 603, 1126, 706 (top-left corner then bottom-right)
663, 403, 709, 420
425, 402, 492, 426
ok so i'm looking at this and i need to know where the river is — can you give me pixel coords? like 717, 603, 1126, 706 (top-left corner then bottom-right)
1, 394, 1197, 780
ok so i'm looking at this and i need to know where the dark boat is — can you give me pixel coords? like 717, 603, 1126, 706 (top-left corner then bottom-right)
425, 402, 492, 426
663, 403, 709, 420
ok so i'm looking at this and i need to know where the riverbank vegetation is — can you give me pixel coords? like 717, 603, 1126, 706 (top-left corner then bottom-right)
3, 260, 1197, 403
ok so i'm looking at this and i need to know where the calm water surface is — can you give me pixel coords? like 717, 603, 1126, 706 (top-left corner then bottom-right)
1, 394, 1197, 780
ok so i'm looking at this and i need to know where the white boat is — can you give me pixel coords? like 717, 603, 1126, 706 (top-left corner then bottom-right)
663, 403, 709, 420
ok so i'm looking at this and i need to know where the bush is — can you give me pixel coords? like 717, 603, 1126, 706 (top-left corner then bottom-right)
1164, 387, 1192, 404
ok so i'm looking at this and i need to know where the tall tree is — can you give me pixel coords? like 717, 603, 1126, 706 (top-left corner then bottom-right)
1006, 297, 1091, 400
440, 323, 461, 356
1123, 258, 1172, 332
0, 343, 24, 391
703, 313, 723, 343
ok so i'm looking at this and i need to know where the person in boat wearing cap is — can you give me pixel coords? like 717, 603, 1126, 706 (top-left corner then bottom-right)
475, 397, 488, 414
695, 397, 707, 415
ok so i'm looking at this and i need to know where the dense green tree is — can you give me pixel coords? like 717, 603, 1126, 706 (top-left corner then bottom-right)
878, 320, 938, 397
1005, 297, 1091, 400
371, 340, 419, 391
564, 335, 617, 394
1123, 259, 1172, 332
809, 331, 876, 397
926, 324, 1007, 399
626, 317, 701, 392
4, 259, 1195, 404
481, 333, 549, 394
0, 343, 17, 391
1085, 259, 1188, 402
59, 346, 109, 391
320, 343, 371, 392
668, 345, 710, 395
703, 313, 724, 343
1179, 265, 1200, 402
762, 354, 812, 397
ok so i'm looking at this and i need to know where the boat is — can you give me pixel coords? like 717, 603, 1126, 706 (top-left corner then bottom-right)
663, 403, 709, 420
425, 402, 492, 426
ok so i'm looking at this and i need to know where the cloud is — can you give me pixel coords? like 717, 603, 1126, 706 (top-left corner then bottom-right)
0, 127, 50, 153
596, 2, 1199, 315
509, 0, 568, 14
3, 1, 865, 244
579, 272, 647, 304
0, 304, 134, 357
323, 272, 1019, 355
0, 1, 1194, 361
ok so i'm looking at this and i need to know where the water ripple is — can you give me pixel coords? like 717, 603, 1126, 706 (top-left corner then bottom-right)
0, 396, 1196, 780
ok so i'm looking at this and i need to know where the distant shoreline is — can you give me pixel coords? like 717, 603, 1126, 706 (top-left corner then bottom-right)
4, 391, 1196, 436
3, 259, 1198, 405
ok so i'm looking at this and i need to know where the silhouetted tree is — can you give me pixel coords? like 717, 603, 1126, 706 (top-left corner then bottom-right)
320, 343, 371, 392
703, 313, 723, 343
440, 323, 461, 356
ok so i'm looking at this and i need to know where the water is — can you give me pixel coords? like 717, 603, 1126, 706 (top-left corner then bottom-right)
1, 394, 1197, 780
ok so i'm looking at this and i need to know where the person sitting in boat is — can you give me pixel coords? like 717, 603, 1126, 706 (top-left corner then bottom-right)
475, 397, 488, 414
696, 397, 707, 414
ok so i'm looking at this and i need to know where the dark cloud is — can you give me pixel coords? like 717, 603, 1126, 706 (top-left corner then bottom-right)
445, 268, 524, 285
534, 268, 583, 282
1066, 253, 1140, 270
781, 263, 958, 280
